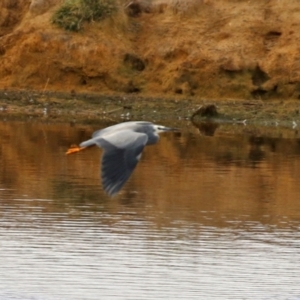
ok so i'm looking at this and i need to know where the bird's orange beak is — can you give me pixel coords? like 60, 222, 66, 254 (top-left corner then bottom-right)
66, 145, 86, 155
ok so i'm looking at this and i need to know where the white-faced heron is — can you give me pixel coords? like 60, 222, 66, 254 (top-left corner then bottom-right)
66, 121, 178, 196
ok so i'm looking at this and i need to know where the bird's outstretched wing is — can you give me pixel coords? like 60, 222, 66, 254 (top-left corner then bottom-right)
96, 131, 148, 196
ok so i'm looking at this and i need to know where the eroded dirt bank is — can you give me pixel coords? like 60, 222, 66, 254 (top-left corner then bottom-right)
2, 0, 300, 100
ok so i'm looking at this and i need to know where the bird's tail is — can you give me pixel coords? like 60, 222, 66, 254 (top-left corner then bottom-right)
66, 138, 98, 155
66, 145, 86, 155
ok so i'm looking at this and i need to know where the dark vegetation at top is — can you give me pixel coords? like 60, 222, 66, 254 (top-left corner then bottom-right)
52, 0, 117, 31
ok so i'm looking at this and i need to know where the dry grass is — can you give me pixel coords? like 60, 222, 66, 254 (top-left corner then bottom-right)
170, 0, 204, 12
150, 0, 206, 15
117, 0, 207, 15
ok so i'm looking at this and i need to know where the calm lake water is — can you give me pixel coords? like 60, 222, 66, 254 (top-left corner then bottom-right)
0, 118, 300, 300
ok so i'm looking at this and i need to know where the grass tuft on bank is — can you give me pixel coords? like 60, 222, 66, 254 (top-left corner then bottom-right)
52, 0, 118, 31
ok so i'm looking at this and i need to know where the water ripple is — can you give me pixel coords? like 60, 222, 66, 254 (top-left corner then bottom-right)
1, 121, 300, 299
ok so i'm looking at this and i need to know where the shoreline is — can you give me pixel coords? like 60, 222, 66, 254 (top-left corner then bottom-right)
0, 89, 300, 133
0, 89, 192, 123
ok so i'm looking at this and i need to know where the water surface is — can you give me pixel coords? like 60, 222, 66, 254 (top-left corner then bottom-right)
0, 119, 300, 300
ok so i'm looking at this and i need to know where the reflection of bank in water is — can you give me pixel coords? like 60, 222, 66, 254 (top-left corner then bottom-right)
192, 120, 219, 136
190, 103, 300, 139
190, 104, 239, 136
190, 104, 219, 136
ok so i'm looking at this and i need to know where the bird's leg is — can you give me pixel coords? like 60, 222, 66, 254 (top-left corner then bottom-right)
66, 145, 87, 155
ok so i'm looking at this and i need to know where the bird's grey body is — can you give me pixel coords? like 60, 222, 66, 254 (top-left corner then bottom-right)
79, 121, 177, 196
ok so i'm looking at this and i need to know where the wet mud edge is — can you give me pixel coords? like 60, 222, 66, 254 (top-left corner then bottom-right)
0, 89, 300, 128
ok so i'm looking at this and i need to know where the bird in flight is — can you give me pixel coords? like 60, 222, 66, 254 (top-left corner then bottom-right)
66, 121, 178, 196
